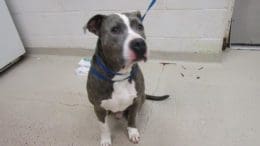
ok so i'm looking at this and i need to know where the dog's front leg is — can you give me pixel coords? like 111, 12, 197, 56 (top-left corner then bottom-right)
94, 107, 111, 146
127, 101, 140, 144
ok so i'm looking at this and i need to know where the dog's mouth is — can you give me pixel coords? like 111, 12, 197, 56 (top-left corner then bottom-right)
123, 55, 147, 70
128, 38, 148, 63
128, 49, 148, 63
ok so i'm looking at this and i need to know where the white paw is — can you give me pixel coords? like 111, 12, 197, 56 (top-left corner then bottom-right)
100, 137, 112, 146
127, 127, 140, 144
99, 120, 111, 146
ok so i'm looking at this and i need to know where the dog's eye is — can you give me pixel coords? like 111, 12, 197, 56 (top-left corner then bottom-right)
111, 26, 121, 34
137, 24, 144, 31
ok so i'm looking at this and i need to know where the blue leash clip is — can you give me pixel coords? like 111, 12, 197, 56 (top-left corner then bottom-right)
141, 0, 157, 21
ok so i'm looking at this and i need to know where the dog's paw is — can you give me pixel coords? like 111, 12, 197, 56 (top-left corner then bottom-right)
100, 132, 111, 146
100, 137, 112, 146
127, 127, 140, 144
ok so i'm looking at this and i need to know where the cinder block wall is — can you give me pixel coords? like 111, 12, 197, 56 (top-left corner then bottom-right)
6, 0, 234, 54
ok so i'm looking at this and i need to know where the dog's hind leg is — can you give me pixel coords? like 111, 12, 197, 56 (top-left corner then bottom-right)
126, 101, 140, 144
94, 107, 111, 146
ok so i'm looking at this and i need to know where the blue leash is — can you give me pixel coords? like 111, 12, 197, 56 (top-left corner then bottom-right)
141, 0, 157, 21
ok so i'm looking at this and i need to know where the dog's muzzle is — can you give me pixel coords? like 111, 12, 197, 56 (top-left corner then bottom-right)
129, 38, 147, 61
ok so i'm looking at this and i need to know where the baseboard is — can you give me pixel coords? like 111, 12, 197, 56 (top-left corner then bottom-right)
230, 45, 260, 51
26, 47, 94, 57
26, 47, 222, 63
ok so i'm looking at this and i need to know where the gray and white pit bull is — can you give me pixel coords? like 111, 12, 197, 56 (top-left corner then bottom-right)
84, 11, 169, 146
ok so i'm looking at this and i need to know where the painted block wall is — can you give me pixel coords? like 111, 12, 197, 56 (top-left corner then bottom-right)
6, 0, 234, 53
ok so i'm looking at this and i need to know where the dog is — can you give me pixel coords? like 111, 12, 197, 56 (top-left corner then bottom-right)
84, 11, 169, 146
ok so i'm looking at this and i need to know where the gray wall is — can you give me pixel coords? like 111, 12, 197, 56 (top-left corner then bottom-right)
6, 0, 235, 53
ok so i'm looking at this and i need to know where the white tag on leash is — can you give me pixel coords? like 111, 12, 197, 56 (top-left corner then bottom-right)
75, 57, 91, 76
78, 58, 91, 67
75, 66, 90, 76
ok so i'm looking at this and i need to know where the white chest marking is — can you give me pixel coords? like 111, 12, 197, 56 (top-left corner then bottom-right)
101, 78, 137, 112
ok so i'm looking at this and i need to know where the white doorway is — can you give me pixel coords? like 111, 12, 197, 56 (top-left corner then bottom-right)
0, 0, 25, 71
230, 0, 260, 49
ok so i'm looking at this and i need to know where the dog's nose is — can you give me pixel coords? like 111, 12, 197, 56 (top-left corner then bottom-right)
129, 38, 147, 59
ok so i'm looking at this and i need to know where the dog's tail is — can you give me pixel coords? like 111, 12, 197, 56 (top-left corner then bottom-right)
146, 94, 169, 101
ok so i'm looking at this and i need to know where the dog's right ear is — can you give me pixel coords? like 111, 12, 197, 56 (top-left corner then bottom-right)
83, 14, 106, 35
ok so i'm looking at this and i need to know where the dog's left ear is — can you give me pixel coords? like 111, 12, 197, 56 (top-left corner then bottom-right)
83, 14, 106, 35
132, 11, 142, 21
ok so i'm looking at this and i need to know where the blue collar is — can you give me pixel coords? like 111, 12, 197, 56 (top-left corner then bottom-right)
89, 55, 137, 83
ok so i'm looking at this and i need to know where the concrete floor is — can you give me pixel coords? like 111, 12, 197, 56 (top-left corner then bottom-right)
0, 49, 260, 146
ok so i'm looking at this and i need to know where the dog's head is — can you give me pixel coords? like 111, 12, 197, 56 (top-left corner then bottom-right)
84, 11, 147, 69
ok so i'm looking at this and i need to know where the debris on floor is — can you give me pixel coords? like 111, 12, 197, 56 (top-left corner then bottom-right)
31, 56, 41, 60
160, 62, 176, 66
198, 67, 204, 70
75, 57, 91, 76
178, 64, 205, 80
